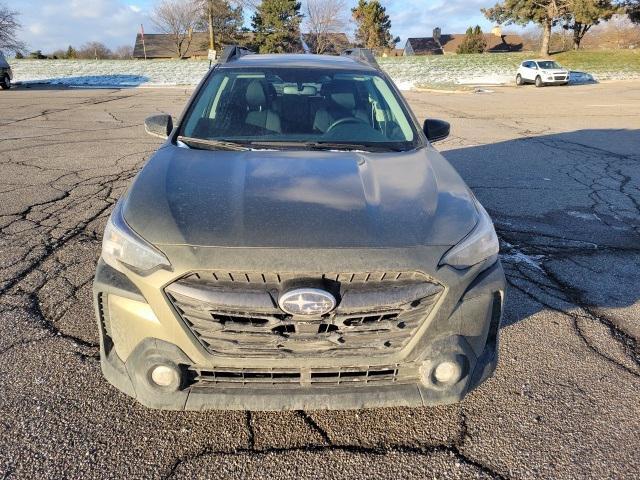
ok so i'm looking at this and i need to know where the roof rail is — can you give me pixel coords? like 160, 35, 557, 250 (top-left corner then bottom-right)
341, 48, 380, 70
218, 45, 253, 64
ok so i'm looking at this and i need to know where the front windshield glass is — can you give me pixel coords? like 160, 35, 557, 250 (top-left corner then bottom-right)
179, 67, 419, 151
537, 61, 562, 70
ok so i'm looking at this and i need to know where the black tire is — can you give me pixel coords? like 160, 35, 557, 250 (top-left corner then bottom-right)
516, 74, 524, 86
0, 75, 10, 90
535, 76, 543, 88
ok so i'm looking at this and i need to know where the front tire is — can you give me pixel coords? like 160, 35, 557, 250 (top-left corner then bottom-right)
0, 75, 10, 90
516, 74, 524, 86
535, 76, 543, 88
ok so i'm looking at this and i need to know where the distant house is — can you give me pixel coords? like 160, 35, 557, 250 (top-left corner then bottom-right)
133, 32, 349, 59
404, 37, 444, 55
404, 27, 523, 56
133, 32, 210, 59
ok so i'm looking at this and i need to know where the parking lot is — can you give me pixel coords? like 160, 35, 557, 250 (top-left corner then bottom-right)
0, 81, 639, 479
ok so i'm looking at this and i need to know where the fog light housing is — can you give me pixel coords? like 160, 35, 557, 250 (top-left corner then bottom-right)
421, 354, 467, 389
433, 361, 462, 384
149, 364, 180, 390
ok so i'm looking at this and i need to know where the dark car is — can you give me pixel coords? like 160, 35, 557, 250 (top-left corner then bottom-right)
93, 47, 506, 410
0, 52, 13, 90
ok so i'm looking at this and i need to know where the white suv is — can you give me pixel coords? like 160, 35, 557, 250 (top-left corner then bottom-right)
516, 60, 569, 87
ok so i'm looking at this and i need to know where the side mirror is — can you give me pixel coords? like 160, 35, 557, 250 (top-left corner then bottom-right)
423, 119, 450, 143
144, 114, 173, 139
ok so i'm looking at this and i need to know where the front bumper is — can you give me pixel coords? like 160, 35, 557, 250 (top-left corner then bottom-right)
544, 77, 569, 84
93, 253, 505, 411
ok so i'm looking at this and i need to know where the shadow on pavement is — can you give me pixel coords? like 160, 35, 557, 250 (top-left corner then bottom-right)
443, 129, 640, 331
15, 74, 149, 89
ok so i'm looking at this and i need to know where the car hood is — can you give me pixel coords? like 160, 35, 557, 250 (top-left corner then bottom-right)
542, 69, 568, 74
123, 144, 478, 248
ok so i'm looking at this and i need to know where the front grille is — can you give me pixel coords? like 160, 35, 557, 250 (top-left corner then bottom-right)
554, 75, 567, 80
189, 364, 418, 389
165, 270, 443, 358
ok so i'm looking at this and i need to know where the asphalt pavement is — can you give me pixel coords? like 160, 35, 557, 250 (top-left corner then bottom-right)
0, 81, 639, 479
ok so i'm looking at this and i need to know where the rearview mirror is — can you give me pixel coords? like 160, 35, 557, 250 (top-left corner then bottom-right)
144, 114, 173, 139
423, 119, 450, 143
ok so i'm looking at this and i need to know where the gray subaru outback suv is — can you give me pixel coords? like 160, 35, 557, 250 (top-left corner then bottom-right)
93, 47, 505, 410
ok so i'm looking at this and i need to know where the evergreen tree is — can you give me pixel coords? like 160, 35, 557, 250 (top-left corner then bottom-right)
456, 25, 487, 54
197, 0, 244, 50
351, 0, 395, 49
66, 45, 77, 59
251, 0, 303, 53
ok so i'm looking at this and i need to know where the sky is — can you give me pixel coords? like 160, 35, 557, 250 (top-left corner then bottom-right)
13, 0, 508, 53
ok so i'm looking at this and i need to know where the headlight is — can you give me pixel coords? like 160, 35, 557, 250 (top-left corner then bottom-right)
102, 200, 171, 273
440, 199, 499, 269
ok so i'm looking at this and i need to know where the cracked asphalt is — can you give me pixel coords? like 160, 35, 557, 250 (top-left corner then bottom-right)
1, 81, 639, 479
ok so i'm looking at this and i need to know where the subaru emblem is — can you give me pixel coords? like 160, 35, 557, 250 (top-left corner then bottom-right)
278, 288, 336, 316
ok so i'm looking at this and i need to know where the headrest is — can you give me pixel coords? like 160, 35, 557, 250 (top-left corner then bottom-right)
330, 92, 355, 111
246, 80, 266, 108
327, 80, 356, 110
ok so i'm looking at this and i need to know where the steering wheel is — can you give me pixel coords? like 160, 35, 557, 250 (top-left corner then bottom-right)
326, 117, 369, 133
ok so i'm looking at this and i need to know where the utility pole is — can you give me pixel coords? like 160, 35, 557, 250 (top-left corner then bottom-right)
141, 23, 147, 60
208, 0, 215, 50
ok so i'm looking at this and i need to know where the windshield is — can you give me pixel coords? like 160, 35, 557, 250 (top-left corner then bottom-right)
179, 67, 420, 152
537, 61, 562, 70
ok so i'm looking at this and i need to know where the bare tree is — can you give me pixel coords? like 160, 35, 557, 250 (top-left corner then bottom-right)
77, 42, 113, 60
305, 0, 349, 54
151, 0, 201, 58
113, 45, 134, 59
0, 2, 27, 55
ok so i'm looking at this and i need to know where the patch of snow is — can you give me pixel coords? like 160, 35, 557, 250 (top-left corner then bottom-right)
473, 88, 495, 94
500, 241, 545, 271
567, 211, 601, 221
569, 71, 597, 84
394, 80, 416, 91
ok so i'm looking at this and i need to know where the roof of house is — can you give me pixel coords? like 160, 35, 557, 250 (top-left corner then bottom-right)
440, 33, 523, 53
405, 33, 523, 55
134, 32, 350, 58
133, 32, 212, 58
405, 37, 443, 54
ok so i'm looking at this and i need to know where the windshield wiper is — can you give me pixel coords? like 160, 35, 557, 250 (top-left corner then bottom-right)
248, 141, 403, 152
305, 141, 404, 152
177, 136, 249, 151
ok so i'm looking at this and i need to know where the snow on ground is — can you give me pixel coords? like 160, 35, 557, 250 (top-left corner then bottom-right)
8, 56, 636, 90
11, 59, 210, 87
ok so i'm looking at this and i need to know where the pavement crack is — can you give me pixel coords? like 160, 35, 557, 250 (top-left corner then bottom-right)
297, 410, 332, 445
245, 410, 256, 450
161, 442, 509, 479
